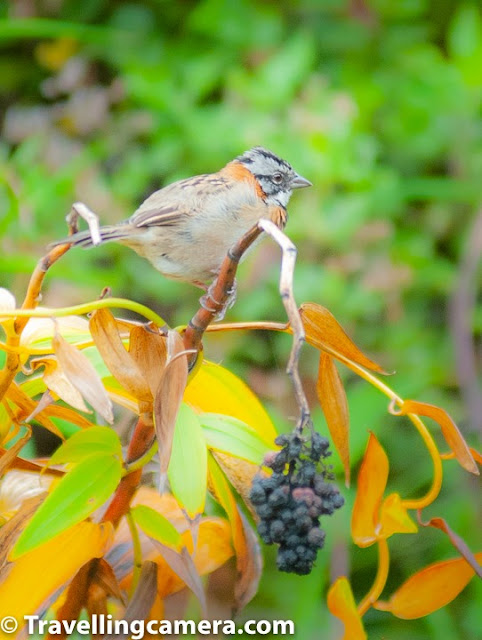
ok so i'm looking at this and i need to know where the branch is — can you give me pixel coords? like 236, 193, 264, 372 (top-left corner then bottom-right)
258, 219, 311, 432
183, 217, 311, 433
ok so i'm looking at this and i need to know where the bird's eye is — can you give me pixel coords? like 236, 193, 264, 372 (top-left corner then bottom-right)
272, 172, 283, 184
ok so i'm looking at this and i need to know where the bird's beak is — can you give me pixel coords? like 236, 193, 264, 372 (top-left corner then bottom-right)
291, 173, 312, 189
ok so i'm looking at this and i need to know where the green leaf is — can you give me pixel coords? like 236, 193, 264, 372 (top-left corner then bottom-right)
50, 426, 122, 466
131, 504, 181, 549
12, 452, 122, 559
200, 413, 269, 465
167, 404, 207, 518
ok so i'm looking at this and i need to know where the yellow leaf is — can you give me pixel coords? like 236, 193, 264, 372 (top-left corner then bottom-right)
374, 553, 482, 619
327, 577, 367, 640
317, 352, 350, 486
351, 433, 388, 547
0, 521, 113, 637
185, 361, 276, 444
379, 493, 418, 538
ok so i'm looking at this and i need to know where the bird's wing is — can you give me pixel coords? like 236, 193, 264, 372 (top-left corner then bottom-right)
129, 173, 229, 228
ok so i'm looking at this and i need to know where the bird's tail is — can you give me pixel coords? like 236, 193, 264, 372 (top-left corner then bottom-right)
49, 224, 132, 249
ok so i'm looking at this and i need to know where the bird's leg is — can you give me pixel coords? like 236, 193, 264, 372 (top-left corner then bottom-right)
199, 278, 237, 321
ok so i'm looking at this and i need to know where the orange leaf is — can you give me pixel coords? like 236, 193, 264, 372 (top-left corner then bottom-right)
6, 382, 64, 439
89, 308, 151, 403
154, 331, 188, 474
396, 400, 478, 475
317, 352, 350, 486
327, 577, 367, 640
300, 303, 386, 373
374, 553, 482, 619
53, 331, 113, 424
0, 521, 113, 634
351, 432, 388, 547
379, 493, 417, 538
418, 516, 482, 578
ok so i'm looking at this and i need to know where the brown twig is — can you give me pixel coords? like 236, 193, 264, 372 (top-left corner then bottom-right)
183, 223, 263, 361
183, 218, 311, 433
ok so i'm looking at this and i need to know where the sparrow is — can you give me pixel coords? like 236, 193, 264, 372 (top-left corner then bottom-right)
55, 146, 311, 287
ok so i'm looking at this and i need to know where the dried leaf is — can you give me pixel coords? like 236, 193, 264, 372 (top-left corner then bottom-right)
351, 432, 388, 547
208, 454, 262, 611
418, 515, 482, 578
374, 553, 482, 619
103, 562, 158, 640
327, 576, 367, 640
395, 400, 478, 475
0, 494, 44, 570
154, 331, 188, 474
89, 308, 150, 402
7, 382, 65, 439
93, 558, 125, 603
53, 330, 114, 424
317, 352, 350, 486
128, 325, 167, 397
300, 303, 386, 373
150, 540, 207, 616
31, 356, 89, 413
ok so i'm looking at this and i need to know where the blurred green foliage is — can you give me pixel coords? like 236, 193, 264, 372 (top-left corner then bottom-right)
0, 0, 481, 638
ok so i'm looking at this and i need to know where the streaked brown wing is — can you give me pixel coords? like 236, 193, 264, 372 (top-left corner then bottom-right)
129, 173, 229, 228
130, 204, 186, 228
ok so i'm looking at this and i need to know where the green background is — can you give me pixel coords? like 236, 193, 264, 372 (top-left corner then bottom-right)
0, 0, 481, 638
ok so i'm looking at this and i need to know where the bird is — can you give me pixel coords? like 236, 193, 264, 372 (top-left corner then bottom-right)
55, 146, 311, 288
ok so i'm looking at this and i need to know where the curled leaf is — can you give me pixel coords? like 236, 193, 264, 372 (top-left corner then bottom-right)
31, 356, 89, 413
53, 330, 113, 424
374, 553, 482, 619
154, 331, 188, 474
394, 400, 478, 475
317, 352, 350, 486
300, 303, 386, 373
351, 432, 388, 547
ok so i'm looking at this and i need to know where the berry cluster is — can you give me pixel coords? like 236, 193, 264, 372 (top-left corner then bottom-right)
249, 432, 344, 575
